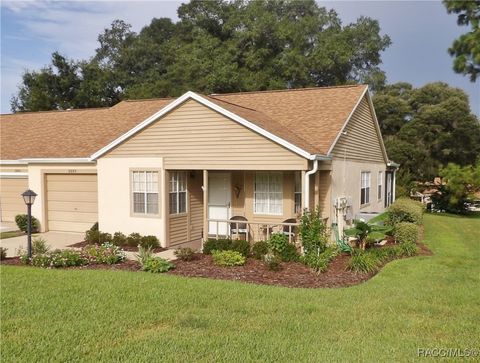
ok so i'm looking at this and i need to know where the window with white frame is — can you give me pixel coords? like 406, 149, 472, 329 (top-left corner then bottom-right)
378, 171, 383, 200
361, 171, 371, 205
254, 172, 283, 215
169, 171, 187, 214
294, 172, 302, 214
132, 171, 159, 215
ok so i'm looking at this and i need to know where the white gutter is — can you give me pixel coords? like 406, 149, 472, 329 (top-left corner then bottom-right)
0, 160, 28, 165
16, 158, 95, 164
304, 159, 319, 210
0, 172, 28, 178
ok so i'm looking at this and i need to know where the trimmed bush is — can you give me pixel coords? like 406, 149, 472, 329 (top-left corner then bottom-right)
347, 250, 380, 274
126, 233, 142, 247
301, 247, 339, 273
139, 235, 160, 249
251, 241, 269, 260
141, 257, 175, 273
394, 222, 419, 244
15, 214, 40, 233
387, 198, 424, 225
32, 237, 50, 254
112, 232, 127, 246
203, 238, 250, 257
89, 222, 99, 231
212, 250, 246, 267
0, 247, 7, 260
398, 241, 418, 257
85, 230, 112, 245
174, 247, 196, 261
278, 243, 300, 262
263, 253, 282, 271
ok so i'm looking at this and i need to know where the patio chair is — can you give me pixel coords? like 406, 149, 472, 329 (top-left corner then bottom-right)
230, 216, 248, 238
282, 218, 298, 239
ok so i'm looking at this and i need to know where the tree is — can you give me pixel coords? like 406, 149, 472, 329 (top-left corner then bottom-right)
431, 161, 480, 213
373, 82, 480, 185
11, 0, 392, 112
443, 0, 480, 81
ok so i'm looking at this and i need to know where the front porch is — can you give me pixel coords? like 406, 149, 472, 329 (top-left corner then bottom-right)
165, 168, 331, 248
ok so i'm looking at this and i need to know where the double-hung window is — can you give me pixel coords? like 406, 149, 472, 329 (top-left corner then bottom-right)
132, 171, 159, 215
294, 172, 302, 214
169, 171, 187, 214
254, 172, 283, 215
360, 171, 371, 206
378, 171, 383, 200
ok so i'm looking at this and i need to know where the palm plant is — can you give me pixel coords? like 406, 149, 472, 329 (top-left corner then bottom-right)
344, 219, 392, 250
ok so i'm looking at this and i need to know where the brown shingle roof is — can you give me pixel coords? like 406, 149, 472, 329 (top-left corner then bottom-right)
0, 85, 367, 160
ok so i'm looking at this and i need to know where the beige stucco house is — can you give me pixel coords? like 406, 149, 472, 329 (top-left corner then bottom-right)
0, 85, 397, 247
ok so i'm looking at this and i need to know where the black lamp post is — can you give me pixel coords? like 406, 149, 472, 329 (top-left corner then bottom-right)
21, 189, 37, 259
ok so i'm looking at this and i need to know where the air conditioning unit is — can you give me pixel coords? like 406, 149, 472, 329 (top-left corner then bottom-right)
335, 197, 348, 209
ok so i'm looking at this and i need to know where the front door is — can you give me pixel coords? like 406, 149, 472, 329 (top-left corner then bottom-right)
208, 173, 231, 236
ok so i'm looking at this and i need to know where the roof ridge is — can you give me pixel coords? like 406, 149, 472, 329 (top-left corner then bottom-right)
1, 106, 111, 117
210, 84, 366, 97
122, 97, 177, 103
207, 96, 260, 112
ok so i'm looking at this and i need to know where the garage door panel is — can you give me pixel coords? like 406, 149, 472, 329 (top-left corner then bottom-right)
47, 211, 97, 224
47, 191, 97, 203
47, 201, 97, 213
46, 174, 98, 232
48, 221, 94, 233
47, 181, 98, 192
0, 178, 28, 222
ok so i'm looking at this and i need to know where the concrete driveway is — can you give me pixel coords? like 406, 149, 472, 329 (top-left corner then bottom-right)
0, 231, 84, 258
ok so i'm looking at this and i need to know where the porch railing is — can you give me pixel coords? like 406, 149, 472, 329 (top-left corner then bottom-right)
207, 218, 300, 244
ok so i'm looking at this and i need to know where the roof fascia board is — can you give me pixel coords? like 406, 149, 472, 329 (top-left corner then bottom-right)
326, 86, 368, 156
20, 158, 94, 164
365, 91, 390, 164
0, 160, 28, 165
90, 91, 315, 161
0, 172, 28, 178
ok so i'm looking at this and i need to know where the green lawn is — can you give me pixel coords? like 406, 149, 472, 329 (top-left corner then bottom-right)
1, 214, 479, 362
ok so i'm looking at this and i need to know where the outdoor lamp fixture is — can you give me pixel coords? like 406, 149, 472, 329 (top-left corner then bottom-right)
21, 189, 37, 258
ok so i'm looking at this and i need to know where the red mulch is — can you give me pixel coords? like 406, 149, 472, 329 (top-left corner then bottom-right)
2, 239, 433, 289
67, 241, 166, 253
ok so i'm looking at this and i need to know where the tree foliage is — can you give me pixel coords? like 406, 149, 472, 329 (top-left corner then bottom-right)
11, 0, 391, 112
373, 82, 480, 185
443, 0, 480, 81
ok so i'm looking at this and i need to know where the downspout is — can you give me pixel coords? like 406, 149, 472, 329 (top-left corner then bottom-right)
304, 159, 319, 211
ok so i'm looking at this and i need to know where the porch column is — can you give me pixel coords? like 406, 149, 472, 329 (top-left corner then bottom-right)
301, 170, 306, 211
202, 170, 209, 245
392, 169, 396, 203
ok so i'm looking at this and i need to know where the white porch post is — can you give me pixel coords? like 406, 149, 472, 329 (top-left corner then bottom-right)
202, 170, 209, 247
301, 170, 306, 211
392, 169, 396, 203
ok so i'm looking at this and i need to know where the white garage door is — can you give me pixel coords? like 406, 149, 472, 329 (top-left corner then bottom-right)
46, 174, 98, 233
0, 177, 29, 222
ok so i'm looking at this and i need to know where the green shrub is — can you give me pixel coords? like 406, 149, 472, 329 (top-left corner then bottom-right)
31, 250, 88, 268
32, 237, 49, 254
212, 250, 246, 267
394, 222, 419, 244
0, 247, 7, 260
263, 253, 282, 271
141, 257, 175, 273
89, 222, 99, 231
140, 235, 160, 249
174, 247, 196, 261
127, 233, 142, 247
84, 230, 112, 244
302, 247, 339, 273
387, 198, 424, 225
398, 241, 418, 257
112, 232, 127, 246
83, 242, 126, 264
268, 233, 289, 254
299, 207, 328, 255
15, 214, 40, 233
278, 243, 300, 262
347, 250, 380, 274
203, 238, 250, 257
251, 241, 269, 260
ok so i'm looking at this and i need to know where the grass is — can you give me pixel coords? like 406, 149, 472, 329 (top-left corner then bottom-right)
0, 230, 24, 239
1, 213, 479, 362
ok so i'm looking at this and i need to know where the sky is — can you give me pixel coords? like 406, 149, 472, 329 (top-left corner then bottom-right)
1, 0, 479, 115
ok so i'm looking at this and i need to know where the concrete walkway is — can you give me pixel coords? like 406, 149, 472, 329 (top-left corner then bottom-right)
0, 231, 84, 258
0, 231, 178, 261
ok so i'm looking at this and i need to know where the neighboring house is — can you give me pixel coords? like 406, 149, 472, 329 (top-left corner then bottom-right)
0, 85, 397, 247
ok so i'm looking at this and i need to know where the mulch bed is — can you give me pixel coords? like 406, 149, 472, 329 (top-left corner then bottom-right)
67, 241, 166, 253
2, 239, 433, 289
